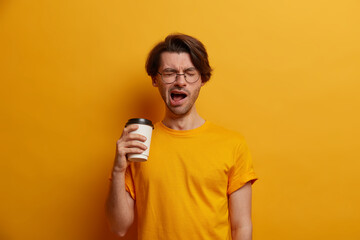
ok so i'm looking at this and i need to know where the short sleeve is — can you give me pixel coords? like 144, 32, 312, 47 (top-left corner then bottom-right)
125, 166, 136, 200
227, 139, 258, 195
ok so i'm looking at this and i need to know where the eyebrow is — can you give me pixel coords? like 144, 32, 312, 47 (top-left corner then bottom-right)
162, 67, 196, 72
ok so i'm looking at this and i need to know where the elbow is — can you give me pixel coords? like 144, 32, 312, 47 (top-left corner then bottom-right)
110, 225, 131, 237
105, 200, 134, 237
108, 220, 133, 237
115, 230, 127, 237
231, 223, 253, 239
110, 224, 131, 237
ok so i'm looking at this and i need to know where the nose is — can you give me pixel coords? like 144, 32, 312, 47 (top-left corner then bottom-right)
174, 73, 187, 86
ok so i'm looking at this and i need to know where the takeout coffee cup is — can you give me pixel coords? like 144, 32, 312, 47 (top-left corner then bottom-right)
125, 118, 154, 162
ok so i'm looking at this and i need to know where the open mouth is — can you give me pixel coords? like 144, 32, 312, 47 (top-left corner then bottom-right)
170, 90, 188, 105
171, 92, 187, 101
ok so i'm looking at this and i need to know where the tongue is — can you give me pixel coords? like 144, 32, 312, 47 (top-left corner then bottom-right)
173, 94, 185, 101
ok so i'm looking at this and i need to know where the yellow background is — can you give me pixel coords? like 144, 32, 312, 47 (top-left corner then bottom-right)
1, 0, 359, 239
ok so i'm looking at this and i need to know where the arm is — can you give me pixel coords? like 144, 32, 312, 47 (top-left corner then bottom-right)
106, 171, 135, 237
105, 125, 147, 237
229, 181, 253, 240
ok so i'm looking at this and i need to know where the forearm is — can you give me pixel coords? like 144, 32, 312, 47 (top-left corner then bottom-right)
231, 223, 253, 240
105, 171, 134, 237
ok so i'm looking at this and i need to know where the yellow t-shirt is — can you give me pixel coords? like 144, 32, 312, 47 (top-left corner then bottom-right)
125, 121, 257, 240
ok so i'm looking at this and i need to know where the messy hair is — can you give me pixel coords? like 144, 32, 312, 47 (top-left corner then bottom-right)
146, 33, 213, 83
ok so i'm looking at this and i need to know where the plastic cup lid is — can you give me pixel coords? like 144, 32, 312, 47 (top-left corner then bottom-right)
125, 118, 154, 128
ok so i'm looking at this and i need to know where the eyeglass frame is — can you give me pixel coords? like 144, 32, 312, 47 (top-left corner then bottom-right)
157, 69, 201, 84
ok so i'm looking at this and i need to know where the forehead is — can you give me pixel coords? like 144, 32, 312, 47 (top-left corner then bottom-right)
159, 52, 195, 70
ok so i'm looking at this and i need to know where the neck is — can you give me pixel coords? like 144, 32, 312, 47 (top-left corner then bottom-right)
162, 106, 205, 131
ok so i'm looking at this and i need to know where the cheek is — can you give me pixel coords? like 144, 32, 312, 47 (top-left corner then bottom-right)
158, 86, 169, 101
193, 89, 201, 100
191, 85, 202, 98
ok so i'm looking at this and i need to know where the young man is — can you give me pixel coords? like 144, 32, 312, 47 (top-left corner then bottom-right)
106, 33, 257, 240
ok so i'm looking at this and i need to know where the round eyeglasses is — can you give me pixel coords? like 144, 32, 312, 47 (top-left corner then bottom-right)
157, 70, 200, 84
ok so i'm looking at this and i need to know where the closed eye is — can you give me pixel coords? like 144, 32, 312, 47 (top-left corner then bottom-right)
163, 72, 176, 77
185, 70, 197, 76
185, 72, 196, 76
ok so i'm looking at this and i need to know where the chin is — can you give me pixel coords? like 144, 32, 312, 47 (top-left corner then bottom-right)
167, 105, 192, 117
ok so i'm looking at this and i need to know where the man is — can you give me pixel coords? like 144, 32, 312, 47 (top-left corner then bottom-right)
106, 33, 257, 240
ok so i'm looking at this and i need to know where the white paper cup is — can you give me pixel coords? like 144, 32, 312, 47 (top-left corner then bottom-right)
125, 118, 153, 162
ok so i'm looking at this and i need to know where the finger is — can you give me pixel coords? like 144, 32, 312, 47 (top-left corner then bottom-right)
124, 141, 148, 150
124, 147, 145, 155
124, 124, 139, 134
126, 133, 147, 142
120, 124, 139, 137
117, 144, 145, 158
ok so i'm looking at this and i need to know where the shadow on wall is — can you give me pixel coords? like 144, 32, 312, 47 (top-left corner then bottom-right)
101, 77, 163, 240
0, 0, 10, 15
119, 77, 163, 123
0, 230, 10, 240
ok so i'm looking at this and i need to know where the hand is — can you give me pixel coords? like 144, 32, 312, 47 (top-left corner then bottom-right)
113, 124, 147, 173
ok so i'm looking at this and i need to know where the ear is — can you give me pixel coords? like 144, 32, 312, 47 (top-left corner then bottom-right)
201, 77, 205, 87
152, 76, 158, 87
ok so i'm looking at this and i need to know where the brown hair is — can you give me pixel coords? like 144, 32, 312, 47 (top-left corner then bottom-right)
145, 33, 213, 83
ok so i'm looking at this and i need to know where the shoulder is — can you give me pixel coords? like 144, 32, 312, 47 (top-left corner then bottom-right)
206, 121, 245, 138
205, 122, 246, 144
